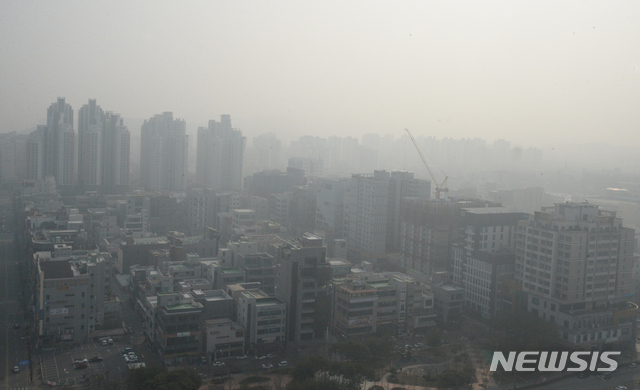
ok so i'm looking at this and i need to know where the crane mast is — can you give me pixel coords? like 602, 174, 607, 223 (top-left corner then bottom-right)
405, 128, 448, 199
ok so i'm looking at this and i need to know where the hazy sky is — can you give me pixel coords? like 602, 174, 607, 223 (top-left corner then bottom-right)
1, 1, 639, 147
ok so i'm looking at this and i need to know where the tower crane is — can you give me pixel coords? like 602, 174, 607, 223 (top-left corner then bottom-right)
405, 128, 448, 199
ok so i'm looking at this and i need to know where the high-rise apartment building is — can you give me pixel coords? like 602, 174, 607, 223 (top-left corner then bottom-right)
344, 172, 390, 260
386, 171, 431, 251
288, 157, 323, 177
102, 112, 130, 190
75, 99, 130, 191
0, 132, 28, 184
44, 98, 75, 186
140, 112, 188, 191
26, 126, 46, 180
515, 202, 637, 348
344, 171, 429, 260
248, 133, 281, 175
315, 177, 349, 255
196, 115, 245, 192
77, 99, 104, 186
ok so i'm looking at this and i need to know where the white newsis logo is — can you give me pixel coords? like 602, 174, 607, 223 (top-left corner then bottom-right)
489, 351, 620, 372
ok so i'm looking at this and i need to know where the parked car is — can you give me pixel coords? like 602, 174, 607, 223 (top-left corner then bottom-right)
107, 338, 114, 345
213, 361, 225, 367
201, 356, 207, 364
101, 339, 108, 346
124, 355, 138, 364
88, 356, 103, 363
262, 363, 273, 369
121, 348, 133, 355
256, 355, 267, 360
74, 359, 88, 364
236, 354, 247, 360
628, 363, 637, 368
13, 366, 19, 373
74, 362, 88, 369
266, 353, 275, 359
278, 361, 288, 367
13, 323, 19, 329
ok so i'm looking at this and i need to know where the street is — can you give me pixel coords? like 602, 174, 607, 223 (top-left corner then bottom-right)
0, 202, 31, 390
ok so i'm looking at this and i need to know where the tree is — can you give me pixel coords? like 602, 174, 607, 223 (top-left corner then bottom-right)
291, 355, 331, 382
329, 337, 392, 366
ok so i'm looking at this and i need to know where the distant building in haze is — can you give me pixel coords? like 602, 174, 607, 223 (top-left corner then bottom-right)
44, 98, 75, 186
140, 112, 187, 191
196, 115, 245, 192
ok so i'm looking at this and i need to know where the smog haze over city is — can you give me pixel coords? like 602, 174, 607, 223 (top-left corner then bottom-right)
4, 3, 640, 389
2, 1, 640, 149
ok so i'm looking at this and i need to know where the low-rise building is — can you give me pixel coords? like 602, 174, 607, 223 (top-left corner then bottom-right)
205, 319, 245, 361
189, 289, 234, 321
154, 292, 204, 365
237, 290, 286, 354
432, 284, 464, 323
37, 259, 91, 346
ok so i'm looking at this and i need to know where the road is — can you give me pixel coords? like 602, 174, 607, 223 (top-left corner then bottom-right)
0, 202, 30, 389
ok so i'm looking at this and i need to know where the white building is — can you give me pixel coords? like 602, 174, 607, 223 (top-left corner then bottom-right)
515, 202, 637, 348
237, 290, 286, 352
205, 318, 245, 360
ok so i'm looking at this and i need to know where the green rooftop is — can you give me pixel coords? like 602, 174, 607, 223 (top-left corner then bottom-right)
165, 303, 200, 311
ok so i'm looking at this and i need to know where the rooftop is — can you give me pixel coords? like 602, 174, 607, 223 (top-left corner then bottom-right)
462, 206, 511, 214
164, 301, 203, 311
40, 260, 74, 279
256, 297, 285, 307
438, 284, 463, 292
126, 237, 170, 245
221, 267, 242, 274
180, 235, 203, 245
368, 280, 391, 288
